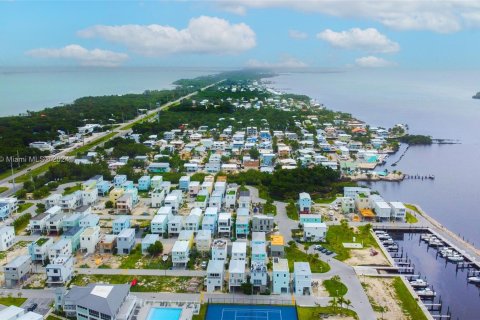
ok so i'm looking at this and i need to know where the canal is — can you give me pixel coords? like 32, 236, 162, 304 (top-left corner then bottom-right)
390, 232, 480, 320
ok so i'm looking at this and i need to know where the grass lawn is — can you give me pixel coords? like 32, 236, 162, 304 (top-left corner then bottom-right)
15, 162, 58, 183
285, 245, 330, 273
263, 201, 277, 215
286, 202, 299, 220
192, 304, 207, 320
13, 213, 32, 235
69, 274, 201, 293
0, 186, 8, 193
17, 202, 34, 213
46, 316, 63, 320
0, 297, 27, 307
322, 221, 378, 261
67, 131, 117, 156
297, 306, 358, 320
119, 244, 143, 269
323, 276, 348, 297
257, 185, 270, 200
405, 204, 421, 214
314, 196, 337, 204
405, 212, 419, 224
63, 184, 81, 195
393, 277, 428, 320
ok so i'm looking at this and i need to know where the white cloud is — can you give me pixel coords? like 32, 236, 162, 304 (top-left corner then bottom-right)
317, 28, 399, 53
78, 16, 256, 56
26, 44, 128, 66
288, 29, 308, 40
355, 56, 395, 68
218, 0, 480, 33
246, 56, 308, 69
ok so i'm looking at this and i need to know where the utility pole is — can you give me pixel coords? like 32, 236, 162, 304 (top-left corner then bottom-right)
10, 159, 16, 193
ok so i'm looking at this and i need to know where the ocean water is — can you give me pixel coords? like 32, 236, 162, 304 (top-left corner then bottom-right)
0, 67, 222, 116
270, 69, 480, 246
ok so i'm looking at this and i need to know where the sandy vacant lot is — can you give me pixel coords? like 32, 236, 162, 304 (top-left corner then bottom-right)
362, 277, 407, 320
344, 248, 391, 266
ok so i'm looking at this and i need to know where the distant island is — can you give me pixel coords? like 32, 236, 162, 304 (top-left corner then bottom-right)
473, 92, 480, 99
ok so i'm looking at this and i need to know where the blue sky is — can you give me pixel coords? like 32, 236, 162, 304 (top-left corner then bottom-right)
1, 1, 479, 69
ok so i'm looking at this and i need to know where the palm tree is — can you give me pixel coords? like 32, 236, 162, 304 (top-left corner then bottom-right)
329, 297, 338, 311
344, 299, 352, 310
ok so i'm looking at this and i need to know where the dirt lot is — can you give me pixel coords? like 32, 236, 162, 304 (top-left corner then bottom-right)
344, 248, 391, 266
362, 277, 408, 320
74, 252, 122, 268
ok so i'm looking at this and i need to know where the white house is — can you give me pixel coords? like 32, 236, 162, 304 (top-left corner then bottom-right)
303, 222, 327, 242
185, 208, 202, 232
217, 212, 232, 237
168, 216, 184, 237
172, 240, 190, 269
151, 188, 166, 208
294, 262, 312, 295
272, 258, 290, 294
229, 259, 246, 292
225, 187, 237, 209
80, 226, 100, 254
48, 238, 72, 262
195, 230, 212, 253
250, 261, 268, 292
117, 228, 135, 255
211, 239, 228, 263
205, 260, 224, 293
151, 214, 170, 235
390, 202, 407, 221
0, 226, 15, 251
231, 241, 247, 261
46, 255, 74, 287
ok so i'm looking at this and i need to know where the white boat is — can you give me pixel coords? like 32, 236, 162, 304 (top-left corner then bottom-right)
428, 238, 443, 247
386, 244, 399, 251
378, 234, 391, 240
382, 240, 395, 245
375, 230, 387, 235
421, 234, 434, 241
416, 288, 436, 297
410, 278, 428, 288
447, 255, 464, 262
440, 249, 455, 257
468, 276, 480, 284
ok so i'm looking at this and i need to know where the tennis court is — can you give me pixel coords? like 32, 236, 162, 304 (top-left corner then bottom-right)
205, 304, 298, 320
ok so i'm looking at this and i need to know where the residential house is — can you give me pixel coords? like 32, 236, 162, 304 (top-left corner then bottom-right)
0, 226, 15, 251
99, 234, 116, 254
202, 216, 216, 235
188, 181, 200, 197
3, 255, 32, 288
141, 234, 160, 254
390, 202, 406, 221
178, 230, 195, 247
303, 222, 327, 242
45, 194, 61, 209
138, 176, 151, 191
151, 176, 163, 190
211, 239, 228, 263
151, 214, 171, 235
205, 260, 224, 293
208, 190, 223, 209
252, 215, 274, 233
272, 258, 290, 294
185, 208, 202, 232
47, 213, 65, 234
235, 215, 250, 238
298, 192, 312, 214
81, 180, 98, 205
217, 212, 232, 237
46, 255, 74, 287
294, 262, 312, 295
164, 191, 182, 213
0, 305, 42, 320
62, 213, 82, 231
62, 226, 84, 252
194, 190, 209, 209
179, 176, 190, 191
60, 192, 82, 212
60, 283, 136, 320
172, 240, 191, 269
229, 259, 246, 292
80, 226, 100, 254
148, 162, 170, 173
238, 190, 251, 209
97, 180, 112, 196
150, 188, 166, 208
231, 241, 247, 261
113, 175, 127, 188
167, 215, 184, 237
270, 235, 285, 257
344, 187, 371, 199
117, 228, 135, 255
79, 214, 99, 228
116, 193, 133, 213
48, 238, 72, 262
112, 217, 130, 235
28, 237, 53, 263
109, 188, 125, 205
299, 214, 322, 225
250, 261, 268, 293
195, 230, 212, 253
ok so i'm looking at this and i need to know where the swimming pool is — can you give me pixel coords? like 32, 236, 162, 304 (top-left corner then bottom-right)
147, 307, 182, 320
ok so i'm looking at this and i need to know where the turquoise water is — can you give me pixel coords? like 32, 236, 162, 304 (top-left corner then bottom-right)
147, 307, 182, 320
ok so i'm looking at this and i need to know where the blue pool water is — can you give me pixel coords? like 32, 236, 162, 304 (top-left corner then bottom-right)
206, 304, 298, 320
147, 307, 182, 320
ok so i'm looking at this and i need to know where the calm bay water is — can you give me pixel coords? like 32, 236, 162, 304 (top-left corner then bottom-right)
270, 69, 480, 246
0, 67, 221, 116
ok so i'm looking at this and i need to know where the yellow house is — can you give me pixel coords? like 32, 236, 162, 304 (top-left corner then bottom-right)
109, 188, 125, 204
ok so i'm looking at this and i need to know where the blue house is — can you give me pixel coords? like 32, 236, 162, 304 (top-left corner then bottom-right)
62, 226, 84, 252
138, 176, 151, 191
235, 216, 250, 238
179, 176, 190, 191
260, 153, 276, 167
298, 192, 312, 214
113, 175, 127, 188
259, 130, 271, 140
96, 181, 112, 196
148, 163, 170, 173
122, 180, 135, 190
141, 234, 160, 254
112, 216, 130, 235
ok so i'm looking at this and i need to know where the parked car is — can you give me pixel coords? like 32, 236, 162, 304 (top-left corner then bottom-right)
27, 303, 38, 312
314, 245, 323, 250
200, 261, 208, 269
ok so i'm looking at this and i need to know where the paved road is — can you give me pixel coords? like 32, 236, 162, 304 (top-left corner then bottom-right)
75, 268, 207, 277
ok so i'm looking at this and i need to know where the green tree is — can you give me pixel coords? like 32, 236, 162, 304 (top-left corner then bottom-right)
105, 201, 114, 209
147, 241, 164, 256
248, 147, 260, 160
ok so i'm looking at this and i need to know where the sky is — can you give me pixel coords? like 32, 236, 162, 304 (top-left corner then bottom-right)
1, 0, 480, 69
